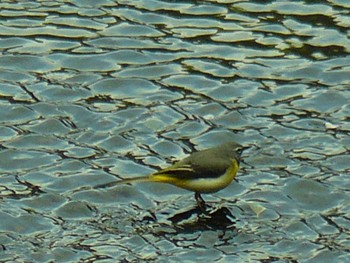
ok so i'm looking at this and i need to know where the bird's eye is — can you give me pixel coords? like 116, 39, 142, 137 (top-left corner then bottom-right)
236, 146, 244, 155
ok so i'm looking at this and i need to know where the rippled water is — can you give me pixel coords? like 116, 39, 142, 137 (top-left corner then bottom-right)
0, 0, 349, 262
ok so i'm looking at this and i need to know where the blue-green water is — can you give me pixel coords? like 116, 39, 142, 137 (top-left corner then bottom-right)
0, 0, 349, 262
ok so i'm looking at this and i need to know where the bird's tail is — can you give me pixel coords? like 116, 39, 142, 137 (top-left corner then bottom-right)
94, 176, 152, 189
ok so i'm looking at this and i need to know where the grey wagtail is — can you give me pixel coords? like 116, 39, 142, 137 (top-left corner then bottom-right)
96, 141, 244, 210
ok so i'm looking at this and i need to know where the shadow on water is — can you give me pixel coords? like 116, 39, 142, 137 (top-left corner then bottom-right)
168, 206, 237, 231
93, 204, 239, 240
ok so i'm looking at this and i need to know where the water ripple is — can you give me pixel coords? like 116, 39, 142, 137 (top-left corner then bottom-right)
0, 0, 349, 262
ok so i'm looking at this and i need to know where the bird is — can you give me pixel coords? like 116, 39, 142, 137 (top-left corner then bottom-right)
95, 141, 244, 211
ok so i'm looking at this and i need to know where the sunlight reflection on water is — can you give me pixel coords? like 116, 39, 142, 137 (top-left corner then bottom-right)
0, 0, 349, 262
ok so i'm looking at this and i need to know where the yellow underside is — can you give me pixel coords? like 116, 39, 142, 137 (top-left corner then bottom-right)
150, 159, 239, 193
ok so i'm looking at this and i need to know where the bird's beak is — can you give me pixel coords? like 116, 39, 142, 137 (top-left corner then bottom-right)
241, 145, 251, 152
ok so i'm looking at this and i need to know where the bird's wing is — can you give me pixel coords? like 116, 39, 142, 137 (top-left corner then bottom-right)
151, 157, 230, 180
151, 161, 195, 179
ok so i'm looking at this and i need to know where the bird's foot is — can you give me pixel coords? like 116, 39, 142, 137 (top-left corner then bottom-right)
195, 192, 208, 213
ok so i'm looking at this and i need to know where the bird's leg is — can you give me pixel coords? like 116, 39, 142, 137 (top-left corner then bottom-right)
195, 192, 207, 212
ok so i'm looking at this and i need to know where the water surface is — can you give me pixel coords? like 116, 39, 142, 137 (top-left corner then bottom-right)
0, 0, 349, 262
